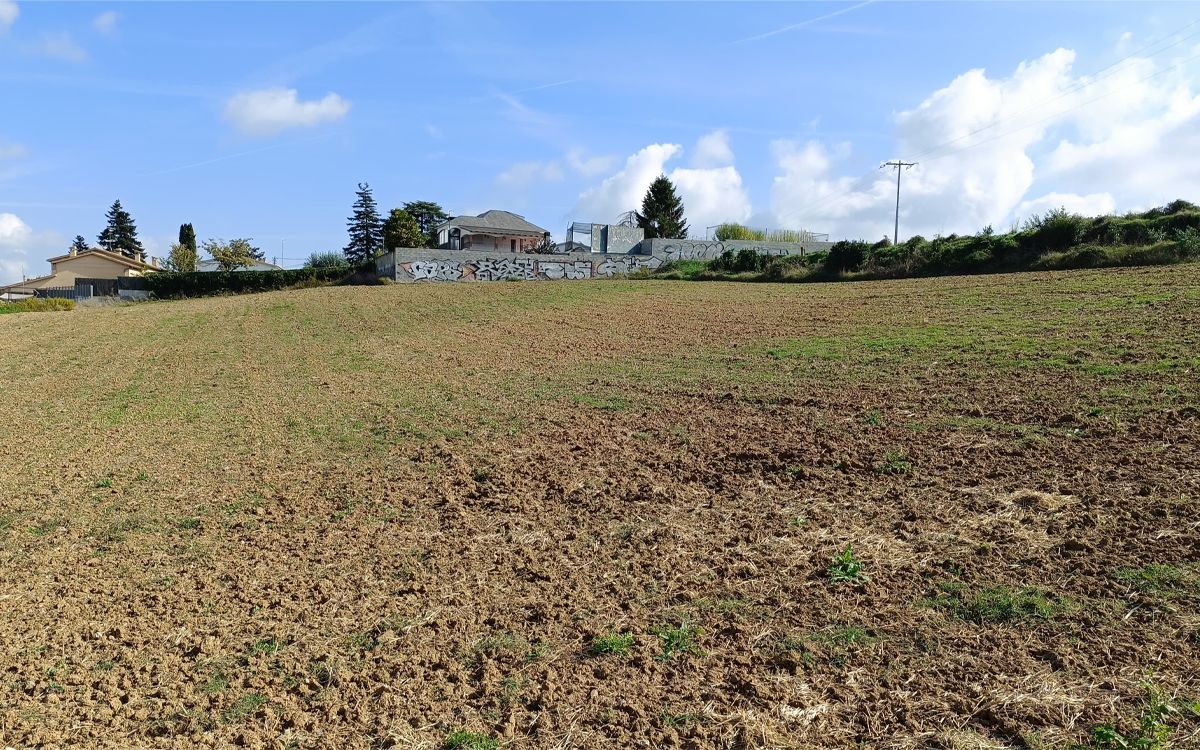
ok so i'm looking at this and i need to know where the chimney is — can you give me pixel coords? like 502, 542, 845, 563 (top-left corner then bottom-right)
69, 247, 78, 257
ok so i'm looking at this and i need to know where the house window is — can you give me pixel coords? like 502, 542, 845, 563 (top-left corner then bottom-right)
510, 239, 516, 252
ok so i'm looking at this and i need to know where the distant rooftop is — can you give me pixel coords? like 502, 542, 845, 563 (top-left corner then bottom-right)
442, 210, 548, 236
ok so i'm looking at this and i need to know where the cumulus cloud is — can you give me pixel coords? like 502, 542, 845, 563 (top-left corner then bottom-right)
769, 47, 1200, 240
30, 31, 89, 63
0, 213, 67, 285
93, 10, 118, 35
496, 160, 564, 187
574, 133, 752, 232
692, 129, 735, 168
222, 88, 350, 137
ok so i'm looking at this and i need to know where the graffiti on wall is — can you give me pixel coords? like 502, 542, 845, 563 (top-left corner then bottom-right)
660, 241, 806, 261
662, 242, 724, 261
396, 255, 661, 283
595, 256, 660, 277
409, 260, 464, 281
537, 260, 593, 280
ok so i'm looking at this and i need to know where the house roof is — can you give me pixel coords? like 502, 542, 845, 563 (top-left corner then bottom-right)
46, 248, 158, 270
442, 210, 548, 236
0, 272, 56, 293
195, 259, 284, 272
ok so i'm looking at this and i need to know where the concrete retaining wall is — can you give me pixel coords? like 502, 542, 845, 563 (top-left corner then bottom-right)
639, 237, 835, 260
377, 236, 836, 283
378, 248, 661, 282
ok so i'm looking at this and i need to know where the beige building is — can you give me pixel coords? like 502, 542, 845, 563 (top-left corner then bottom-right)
0, 248, 159, 299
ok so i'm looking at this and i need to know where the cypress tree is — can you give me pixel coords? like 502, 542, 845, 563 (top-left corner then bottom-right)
97, 200, 145, 260
344, 183, 384, 265
179, 223, 197, 256
70, 235, 90, 254
636, 175, 689, 239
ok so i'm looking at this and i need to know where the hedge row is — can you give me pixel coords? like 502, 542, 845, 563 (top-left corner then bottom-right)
145, 266, 365, 299
0, 297, 75, 314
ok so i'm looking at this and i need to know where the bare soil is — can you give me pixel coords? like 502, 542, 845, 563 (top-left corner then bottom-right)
1, 266, 1198, 749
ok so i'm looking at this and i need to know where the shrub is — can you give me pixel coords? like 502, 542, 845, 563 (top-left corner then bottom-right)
824, 240, 871, 273
304, 251, 349, 269
0, 297, 76, 314
1026, 207, 1087, 253
146, 266, 360, 298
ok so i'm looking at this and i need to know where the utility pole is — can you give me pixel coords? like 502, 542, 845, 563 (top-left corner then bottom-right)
880, 160, 916, 244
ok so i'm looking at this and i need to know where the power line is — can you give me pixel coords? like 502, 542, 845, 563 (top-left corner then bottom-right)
881, 161, 916, 244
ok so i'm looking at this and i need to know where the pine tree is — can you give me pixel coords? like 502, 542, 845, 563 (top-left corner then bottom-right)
344, 183, 384, 265
636, 175, 689, 239
97, 200, 145, 260
70, 235, 90, 254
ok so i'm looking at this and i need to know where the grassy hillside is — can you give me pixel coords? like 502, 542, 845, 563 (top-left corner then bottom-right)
656, 199, 1200, 283
2, 267, 1198, 749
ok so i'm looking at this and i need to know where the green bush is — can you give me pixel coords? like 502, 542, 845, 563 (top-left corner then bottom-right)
304, 251, 349, 269
0, 297, 76, 314
146, 266, 361, 299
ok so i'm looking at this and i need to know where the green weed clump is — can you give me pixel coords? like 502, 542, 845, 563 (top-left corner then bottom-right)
1074, 682, 1181, 750
650, 621, 703, 660
828, 545, 868, 584
1114, 564, 1196, 595
590, 632, 635, 656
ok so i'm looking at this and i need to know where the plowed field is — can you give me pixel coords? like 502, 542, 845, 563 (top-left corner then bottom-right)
2, 266, 1199, 750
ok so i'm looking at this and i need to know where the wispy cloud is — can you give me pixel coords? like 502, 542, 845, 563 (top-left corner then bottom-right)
426, 123, 443, 139
0, 0, 17, 33
142, 132, 334, 177
29, 31, 90, 63
727, 0, 876, 45
0, 140, 27, 160
93, 10, 118, 36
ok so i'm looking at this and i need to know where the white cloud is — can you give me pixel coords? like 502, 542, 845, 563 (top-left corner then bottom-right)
222, 88, 350, 137
0, 0, 16, 33
692, 129, 735, 168
1016, 192, 1116, 222
30, 31, 89, 63
0, 140, 27, 160
425, 123, 442, 139
93, 10, 118, 35
575, 143, 683, 224
496, 160, 564, 187
574, 134, 752, 233
0, 213, 64, 286
566, 148, 615, 178
769, 46, 1200, 240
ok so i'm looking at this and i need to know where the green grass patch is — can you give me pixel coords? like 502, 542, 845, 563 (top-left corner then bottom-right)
590, 631, 635, 656
443, 730, 499, 750
650, 621, 703, 660
1114, 564, 1196, 595
221, 693, 267, 724
924, 582, 1066, 624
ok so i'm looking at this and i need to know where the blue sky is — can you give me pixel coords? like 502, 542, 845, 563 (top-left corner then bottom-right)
2, 1, 1199, 281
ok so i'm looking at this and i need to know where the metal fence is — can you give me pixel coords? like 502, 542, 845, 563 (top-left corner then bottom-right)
32, 278, 123, 301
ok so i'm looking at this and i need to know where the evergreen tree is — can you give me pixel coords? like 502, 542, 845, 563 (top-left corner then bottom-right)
343, 183, 384, 265
382, 208, 424, 250
97, 200, 145, 260
70, 235, 90, 254
401, 200, 449, 247
179, 223, 197, 256
636, 175, 689, 239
